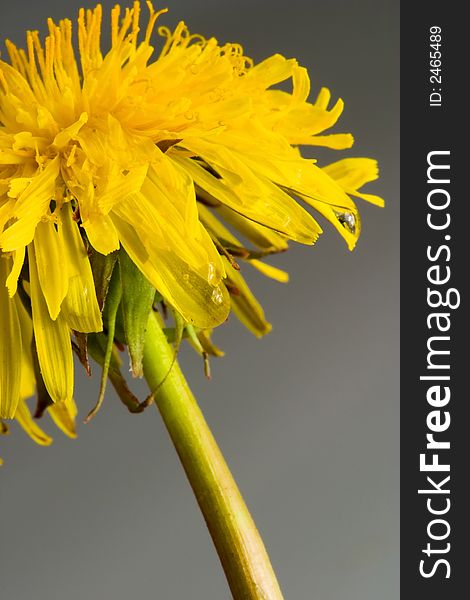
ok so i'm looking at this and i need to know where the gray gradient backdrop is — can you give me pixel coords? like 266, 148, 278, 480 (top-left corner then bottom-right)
0, 1, 399, 598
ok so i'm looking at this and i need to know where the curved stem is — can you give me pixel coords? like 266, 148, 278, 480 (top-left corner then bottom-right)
143, 312, 284, 600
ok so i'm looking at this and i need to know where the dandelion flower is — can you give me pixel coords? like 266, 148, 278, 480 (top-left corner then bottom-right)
1, 4, 383, 595
0, 1, 382, 426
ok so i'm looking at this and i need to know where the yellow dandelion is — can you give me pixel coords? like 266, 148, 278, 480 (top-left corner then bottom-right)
1, 4, 383, 595
0, 1, 382, 426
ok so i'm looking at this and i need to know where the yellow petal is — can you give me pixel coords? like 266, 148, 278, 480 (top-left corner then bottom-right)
97, 164, 149, 214
215, 205, 288, 252
16, 296, 36, 400
301, 195, 361, 251
198, 205, 289, 282
295, 133, 354, 150
292, 65, 310, 103
33, 219, 69, 320
0, 256, 22, 418
247, 54, 297, 88
323, 158, 379, 189
323, 158, 385, 207
244, 151, 356, 212
15, 400, 53, 446
250, 260, 289, 283
48, 396, 78, 439
174, 151, 320, 245
0, 60, 37, 107
5, 245, 25, 297
28, 244, 74, 403
52, 112, 88, 149
0, 199, 15, 232
270, 96, 349, 142
144, 156, 200, 243
0, 156, 60, 252
315, 87, 331, 109
111, 213, 230, 329
116, 154, 225, 283
59, 204, 103, 332
197, 203, 240, 246
82, 213, 120, 255
197, 126, 355, 215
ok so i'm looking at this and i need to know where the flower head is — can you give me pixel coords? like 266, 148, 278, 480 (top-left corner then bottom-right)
0, 2, 383, 455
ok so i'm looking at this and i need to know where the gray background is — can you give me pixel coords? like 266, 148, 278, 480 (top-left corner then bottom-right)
0, 1, 399, 598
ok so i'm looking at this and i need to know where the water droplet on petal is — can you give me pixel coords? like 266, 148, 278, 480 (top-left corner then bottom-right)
211, 286, 224, 305
335, 211, 356, 234
207, 262, 217, 285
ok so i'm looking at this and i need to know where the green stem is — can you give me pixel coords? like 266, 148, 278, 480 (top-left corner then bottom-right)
143, 312, 284, 600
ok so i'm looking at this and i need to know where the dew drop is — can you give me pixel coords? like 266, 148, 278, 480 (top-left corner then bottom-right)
207, 262, 217, 285
335, 211, 356, 234
211, 287, 224, 305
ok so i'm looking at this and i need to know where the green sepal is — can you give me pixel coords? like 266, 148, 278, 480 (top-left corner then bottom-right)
118, 249, 156, 377
85, 264, 122, 422
87, 333, 153, 414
